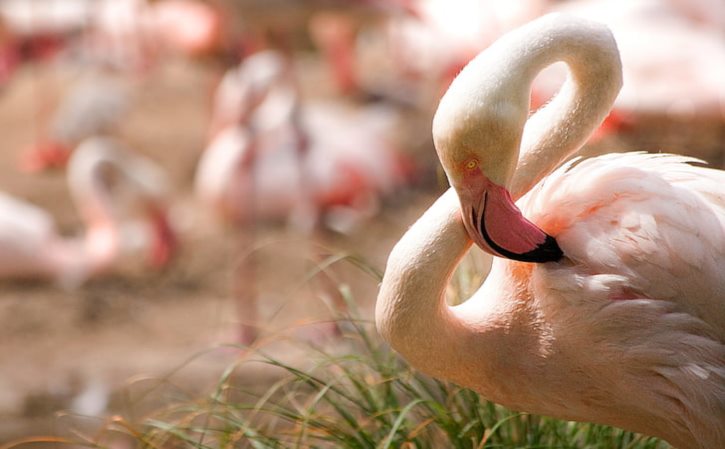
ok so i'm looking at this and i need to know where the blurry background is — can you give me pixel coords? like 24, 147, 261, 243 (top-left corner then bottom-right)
0, 0, 723, 440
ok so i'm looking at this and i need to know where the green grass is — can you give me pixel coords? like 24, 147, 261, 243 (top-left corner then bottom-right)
10, 250, 669, 449
100, 312, 667, 449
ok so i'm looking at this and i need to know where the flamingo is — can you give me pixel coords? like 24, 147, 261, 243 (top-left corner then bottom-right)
0, 136, 176, 287
309, 0, 547, 99
197, 49, 409, 344
534, 0, 725, 151
19, 69, 131, 172
0, 0, 225, 76
0, 0, 149, 70
198, 49, 408, 232
376, 14, 724, 449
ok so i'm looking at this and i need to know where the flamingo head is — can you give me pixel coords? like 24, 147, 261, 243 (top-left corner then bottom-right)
18, 140, 72, 173
432, 68, 562, 264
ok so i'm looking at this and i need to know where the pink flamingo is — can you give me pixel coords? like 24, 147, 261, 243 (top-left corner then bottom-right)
309, 0, 546, 98
377, 14, 724, 449
0, 0, 224, 76
0, 0, 148, 70
197, 49, 409, 343
19, 69, 131, 172
198, 49, 408, 232
1, 136, 176, 286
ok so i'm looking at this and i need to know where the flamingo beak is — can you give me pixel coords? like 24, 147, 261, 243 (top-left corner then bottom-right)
146, 205, 177, 269
461, 182, 563, 263
18, 141, 71, 173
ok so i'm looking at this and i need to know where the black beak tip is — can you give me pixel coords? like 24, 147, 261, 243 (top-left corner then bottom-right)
516, 234, 564, 263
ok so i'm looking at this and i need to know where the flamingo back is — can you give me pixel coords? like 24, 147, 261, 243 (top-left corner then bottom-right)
522, 152, 725, 334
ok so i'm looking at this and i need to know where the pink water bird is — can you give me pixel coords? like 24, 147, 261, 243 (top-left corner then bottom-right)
0, 0, 225, 76
198, 49, 409, 344
309, 0, 546, 98
198, 50, 408, 232
19, 70, 131, 172
1, 137, 176, 286
377, 14, 724, 449
536, 0, 725, 126
0, 0, 148, 70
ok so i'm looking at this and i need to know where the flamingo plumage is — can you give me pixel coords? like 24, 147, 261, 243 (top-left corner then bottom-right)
1, 136, 176, 287
376, 14, 724, 449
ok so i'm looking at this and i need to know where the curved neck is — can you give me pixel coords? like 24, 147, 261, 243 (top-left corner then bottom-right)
67, 139, 167, 273
508, 16, 622, 198
376, 189, 475, 376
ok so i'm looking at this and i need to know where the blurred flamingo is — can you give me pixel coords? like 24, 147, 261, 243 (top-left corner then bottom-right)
197, 49, 410, 344
535, 0, 725, 146
19, 69, 131, 172
0, 0, 147, 71
0, 136, 176, 287
309, 0, 546, 98
0, 0, 225, 75
198, 49, 409, 232
377, 15, 724, 449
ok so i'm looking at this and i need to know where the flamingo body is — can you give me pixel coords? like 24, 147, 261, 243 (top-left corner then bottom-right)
196, 101, 404, 227
1, 137, 175, 286
0, 193, 70, 279
20, 71, 130, 172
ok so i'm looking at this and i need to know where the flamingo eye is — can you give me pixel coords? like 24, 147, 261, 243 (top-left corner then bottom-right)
465, 159, 479, 170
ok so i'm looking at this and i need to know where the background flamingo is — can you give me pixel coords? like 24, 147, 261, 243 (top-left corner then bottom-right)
377, 14, 724, 449
308, 0, 547, 101
198, 49, 409, 232
19, 68, 132, 172
0, 0, 225, 68
533, 0, 725, 162
196, 48, 411, 344
1, 136, 176, 287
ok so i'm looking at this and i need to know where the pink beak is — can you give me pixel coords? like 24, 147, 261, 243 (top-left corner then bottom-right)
461, 179, 562, 263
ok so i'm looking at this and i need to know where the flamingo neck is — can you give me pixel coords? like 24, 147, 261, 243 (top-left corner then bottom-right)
377, 189, 494, 379
508, 15, 623, 199
66, 144, 130, 275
